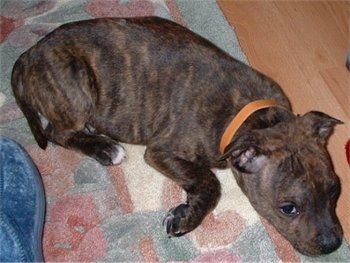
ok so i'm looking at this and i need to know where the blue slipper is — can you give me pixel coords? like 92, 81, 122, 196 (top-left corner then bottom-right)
0, 137, 45, 262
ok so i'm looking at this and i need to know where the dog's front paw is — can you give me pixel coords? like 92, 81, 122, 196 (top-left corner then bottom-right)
163, 204, 192, 237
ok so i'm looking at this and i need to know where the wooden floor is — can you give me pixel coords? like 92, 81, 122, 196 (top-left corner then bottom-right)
218, 0, 350, 242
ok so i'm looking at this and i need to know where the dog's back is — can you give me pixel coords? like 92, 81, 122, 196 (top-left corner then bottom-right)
12, 17, 288, 158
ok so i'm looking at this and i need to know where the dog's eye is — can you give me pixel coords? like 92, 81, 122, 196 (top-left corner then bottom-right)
279, 203, 300, 217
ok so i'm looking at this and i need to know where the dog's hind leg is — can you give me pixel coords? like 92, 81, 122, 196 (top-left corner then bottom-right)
44, 123, 126, 166
68, 132, 126, 166
16, 56, 126, 166
144, 144, 221, 236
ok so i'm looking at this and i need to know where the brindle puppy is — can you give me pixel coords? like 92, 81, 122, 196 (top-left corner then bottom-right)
11, 17, 343, 256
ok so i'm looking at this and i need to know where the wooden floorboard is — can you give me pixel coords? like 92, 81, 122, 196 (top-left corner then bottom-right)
218, 0, 350, 242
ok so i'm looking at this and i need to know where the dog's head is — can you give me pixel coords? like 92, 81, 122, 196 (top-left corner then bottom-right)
221, 111, 343, 256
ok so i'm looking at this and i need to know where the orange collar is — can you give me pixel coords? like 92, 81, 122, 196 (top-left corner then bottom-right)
220, 99, 287, 154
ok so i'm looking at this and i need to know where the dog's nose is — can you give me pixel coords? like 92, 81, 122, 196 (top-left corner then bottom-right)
318, 232, 342, 254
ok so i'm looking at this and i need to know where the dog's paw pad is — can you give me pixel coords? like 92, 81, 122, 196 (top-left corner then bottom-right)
111, 144, 127, 165
163, 204, 190, 237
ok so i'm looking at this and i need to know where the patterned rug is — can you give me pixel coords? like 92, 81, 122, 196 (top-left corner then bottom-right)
1, 0, 349, 261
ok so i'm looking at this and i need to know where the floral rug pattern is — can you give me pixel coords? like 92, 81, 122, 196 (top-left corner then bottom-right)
1, 0, 349, 261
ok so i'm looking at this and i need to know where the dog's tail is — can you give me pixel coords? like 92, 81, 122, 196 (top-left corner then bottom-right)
11, 58, 48, 149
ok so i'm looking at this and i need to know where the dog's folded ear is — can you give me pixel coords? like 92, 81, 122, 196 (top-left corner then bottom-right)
301, 111, 343, 142
219, 133, 267, 173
